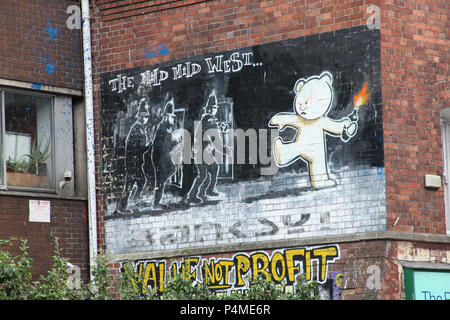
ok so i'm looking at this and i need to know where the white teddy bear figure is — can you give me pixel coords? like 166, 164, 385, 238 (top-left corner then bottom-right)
269, 71, 357, 189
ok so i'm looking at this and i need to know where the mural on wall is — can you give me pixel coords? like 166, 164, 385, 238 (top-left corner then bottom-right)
115, 94, 187, 212
185, 90, 234, 205
269, 71, 369, 189
120, 245, 343, 300
101, 27, 384, 254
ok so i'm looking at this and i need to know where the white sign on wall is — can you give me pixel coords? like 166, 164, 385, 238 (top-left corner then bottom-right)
29, 200, 51, 223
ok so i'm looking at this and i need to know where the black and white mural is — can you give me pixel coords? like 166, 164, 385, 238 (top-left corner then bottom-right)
100, 26, 385, 253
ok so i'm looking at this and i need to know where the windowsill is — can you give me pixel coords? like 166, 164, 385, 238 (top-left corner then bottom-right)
0, 188, 87, 201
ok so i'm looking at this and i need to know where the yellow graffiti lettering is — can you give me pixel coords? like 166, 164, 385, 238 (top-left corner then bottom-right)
214, 261, 223, 282
251, 252, 270, 281
170, 261, 178, 279
201, 259, 233, 290
121, 262, 138, 291
120, 245, 340, 292
270, 252, 286, 282
234, 254, 251, 287
143, 262, 156, 292
158, 262, 165, 292
202, 259, 217, 284
284, 248, 305, 284
312, 246, 339, 282
169, 260, 186, 281
135, 262, 146, 292
305, 250, 311, 281
220, 260, 234, 287
334, 273, 344, 287
183, 257, 199, 280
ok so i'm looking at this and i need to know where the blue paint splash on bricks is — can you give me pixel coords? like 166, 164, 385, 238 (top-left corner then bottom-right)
39, 56, 55, 75
45, 23, 59, 41
31, 83, 42, 90
159, 45, 169, 56
144, 44, 169, 59
144, 51, 158, 59
45, 62, 55, 75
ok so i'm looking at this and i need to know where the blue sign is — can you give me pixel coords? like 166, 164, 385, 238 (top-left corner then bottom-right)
412, 270, 450, 300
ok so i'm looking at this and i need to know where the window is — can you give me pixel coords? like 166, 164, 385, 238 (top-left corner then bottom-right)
1, 90, 54, 190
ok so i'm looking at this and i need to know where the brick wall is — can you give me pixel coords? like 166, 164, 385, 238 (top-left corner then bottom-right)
0, 0, 83, 90
0, 196, 89, 282
90, 0, 449, 300
380, 0, 448, 234
91, 0, 374, 73
379, 241, 450, 299
0, 0, 89, 284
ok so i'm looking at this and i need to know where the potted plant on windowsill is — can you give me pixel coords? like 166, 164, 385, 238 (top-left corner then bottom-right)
6, 137, 50, 188
6, 157, 29, 173
24, 137, 51, 176
6, 156, 48, 187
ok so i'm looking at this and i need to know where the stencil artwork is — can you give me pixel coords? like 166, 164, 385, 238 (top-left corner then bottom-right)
269, 71, 369, 189
115, 97, 151, 213
148, 96, 180, 209
101, 27, 385, 253
185, 90, 233, 205
113, 91, 187, 214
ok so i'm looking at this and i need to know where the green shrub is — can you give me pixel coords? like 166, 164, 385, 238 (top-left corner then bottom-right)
29, 238, 83, 300
0, 238, 33, 299
0, 238, 320, 300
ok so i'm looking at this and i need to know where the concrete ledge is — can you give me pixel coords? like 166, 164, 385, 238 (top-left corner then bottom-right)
0, 190, 87, 201
0, 78, 83, 96
401, 261, 450, 271
108, 231, 450, 263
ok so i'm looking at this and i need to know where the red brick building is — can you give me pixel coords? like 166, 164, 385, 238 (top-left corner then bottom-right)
88, 0, 449, 300
3, 0, 448, 300
0, 0, 90, 283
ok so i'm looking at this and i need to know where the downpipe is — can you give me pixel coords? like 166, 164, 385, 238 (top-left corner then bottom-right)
81, 0, 98, 280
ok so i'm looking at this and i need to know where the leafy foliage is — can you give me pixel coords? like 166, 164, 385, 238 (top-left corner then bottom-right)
88, 250, 113, 300
29, 238, 83, 300
0, 238, 33, 299
0, 238, 320, 300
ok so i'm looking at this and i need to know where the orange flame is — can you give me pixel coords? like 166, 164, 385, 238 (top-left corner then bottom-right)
353, 81, 370, 109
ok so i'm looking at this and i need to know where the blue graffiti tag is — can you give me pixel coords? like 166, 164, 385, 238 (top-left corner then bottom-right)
144, 44, 169, 59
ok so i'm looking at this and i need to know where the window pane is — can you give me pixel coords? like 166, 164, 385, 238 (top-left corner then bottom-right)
5, 92, 53, 189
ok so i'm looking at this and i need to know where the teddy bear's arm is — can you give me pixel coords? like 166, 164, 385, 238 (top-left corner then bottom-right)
322, 117, 351, 135
269, 112, 301, 130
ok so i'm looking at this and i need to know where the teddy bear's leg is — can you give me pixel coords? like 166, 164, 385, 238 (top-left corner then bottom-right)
308, 154, 336, 189
273, 137, 300, 166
